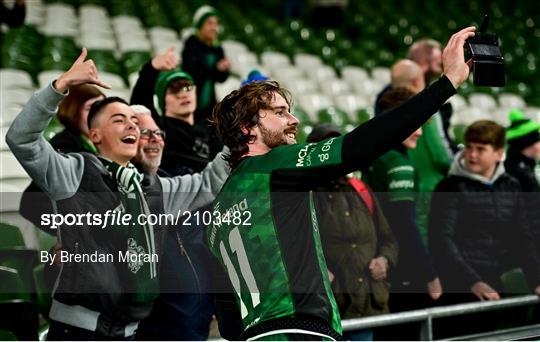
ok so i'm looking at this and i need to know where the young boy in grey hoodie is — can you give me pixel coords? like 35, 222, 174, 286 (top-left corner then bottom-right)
6, 49, 230, 340
429, 120, 540, 303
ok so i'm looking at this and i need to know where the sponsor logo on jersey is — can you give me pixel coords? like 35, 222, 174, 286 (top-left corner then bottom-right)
389, 179, 415, 190
296, 143, 314, 167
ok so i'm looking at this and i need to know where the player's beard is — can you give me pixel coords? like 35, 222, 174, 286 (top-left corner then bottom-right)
259, 124, 290, 148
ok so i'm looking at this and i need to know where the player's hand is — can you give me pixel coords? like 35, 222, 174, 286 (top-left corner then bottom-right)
369, 256, 388, 281
151, 46, 181, 71
442, 26, 476, 89
471, 281, 500, 301
534, 285, 540, 296
427, 277, 443, 300
55, 48, 111, 92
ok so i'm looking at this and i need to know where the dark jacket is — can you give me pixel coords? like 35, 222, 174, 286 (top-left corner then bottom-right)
314, 177, 398, 318
429, 151, 540, 292
504, 148, 540, 247
130, 61, 214, 176
181, 34, 229, 124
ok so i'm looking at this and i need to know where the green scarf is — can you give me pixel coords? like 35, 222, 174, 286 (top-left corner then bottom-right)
99, 157, 158, 303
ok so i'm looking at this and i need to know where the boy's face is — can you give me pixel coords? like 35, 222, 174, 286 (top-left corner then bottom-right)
89, 102, 140, 165
464, 142, 504, 178
164, 78, 196, 118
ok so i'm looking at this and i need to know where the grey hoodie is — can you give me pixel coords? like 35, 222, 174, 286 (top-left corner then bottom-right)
6, 82, 230, 213
449, 150, 506, 185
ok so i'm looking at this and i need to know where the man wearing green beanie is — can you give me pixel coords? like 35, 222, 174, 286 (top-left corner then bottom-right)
504, 109, 540, 248
131, 47, 216, 176
182, 5, 230, 128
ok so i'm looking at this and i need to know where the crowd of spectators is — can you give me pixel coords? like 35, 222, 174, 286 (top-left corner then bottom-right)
2, 3, 540, 340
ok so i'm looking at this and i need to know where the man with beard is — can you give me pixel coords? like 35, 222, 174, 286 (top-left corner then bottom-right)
130, 105, 217, 340
208, 27, 475, 340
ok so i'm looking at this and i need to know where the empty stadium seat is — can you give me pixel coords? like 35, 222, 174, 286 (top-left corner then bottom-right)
468, 93, 498, 110
370, 66, 391, 86
334, 94, 370, 123
261, 51, 291, 71
0, 105, 23, 128
0, 222, 25, 250
293, 53, 322, 72
322, 79, 351, 98
0, 69, 33, 89
498, 93, 526, 110
298, 93, 333, 122
215, 76, 241, 102
341, 66, 371, 86
317, 107, 350, 128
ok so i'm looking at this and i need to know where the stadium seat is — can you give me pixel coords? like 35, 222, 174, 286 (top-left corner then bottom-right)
308, 65, 338, 84
0, 152, 29, 180
356, 108, 373, 125
501, 268, 530, 294
0, 249, 39, 294
447, 94, 468, 113
33, 264, 52, 319
261, 51, 291, 71
0, 222, 25, 250
297, 93, 332, 122
292, 106, 313, 126
0, 69, 33, 89
293, 53, 323, 72
284, 79, 319, 97
272, 65, 305, 83
37, 70, 63, 89
371, 66, 391, 86
215, 76, 241, 102
0, 105, 23, 128
341, 66, 370, 88
498, 93, 526, 110
317, 107, 350, 128
321, 79, 351, 98
468, 93, 498, 110
334, 94, 370, 123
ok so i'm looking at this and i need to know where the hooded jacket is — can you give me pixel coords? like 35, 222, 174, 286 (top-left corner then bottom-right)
429, 151, 540, 292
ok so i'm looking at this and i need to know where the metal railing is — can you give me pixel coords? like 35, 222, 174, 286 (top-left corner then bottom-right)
342, 294, 540, 340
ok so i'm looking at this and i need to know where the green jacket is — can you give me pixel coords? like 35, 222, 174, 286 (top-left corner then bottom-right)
408, 113, 452, 244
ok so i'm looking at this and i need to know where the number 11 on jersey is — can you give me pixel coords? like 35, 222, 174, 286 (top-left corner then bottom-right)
219, 227, 261, 318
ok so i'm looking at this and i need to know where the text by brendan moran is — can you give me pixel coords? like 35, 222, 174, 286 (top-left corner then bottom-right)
41, 250, 158, 266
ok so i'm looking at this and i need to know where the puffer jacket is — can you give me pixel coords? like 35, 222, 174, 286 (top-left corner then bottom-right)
314, 177, 398, 318
429, 151, 540, 292
504, 148, 540, 248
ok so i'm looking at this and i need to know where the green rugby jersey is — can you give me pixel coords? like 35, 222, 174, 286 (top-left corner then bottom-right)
208, 75, 456, 338
208, 137, 344, 337
364, 148, 417, 202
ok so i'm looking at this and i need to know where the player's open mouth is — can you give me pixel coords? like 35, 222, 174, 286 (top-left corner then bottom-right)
286, 131, 296, 139
121, 135, 137, 144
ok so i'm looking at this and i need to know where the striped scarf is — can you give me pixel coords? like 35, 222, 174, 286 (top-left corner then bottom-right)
99, 157, 158, 303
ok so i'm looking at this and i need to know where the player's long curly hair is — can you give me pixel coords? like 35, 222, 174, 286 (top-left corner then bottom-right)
211, 80, 292, 169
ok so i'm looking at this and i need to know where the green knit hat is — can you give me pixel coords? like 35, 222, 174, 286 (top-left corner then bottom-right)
153, 69, 194, 116
193, 5, 218, 29
506, 109, 540, 150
